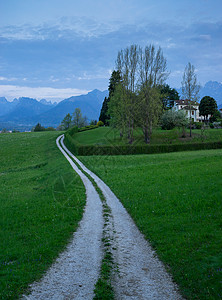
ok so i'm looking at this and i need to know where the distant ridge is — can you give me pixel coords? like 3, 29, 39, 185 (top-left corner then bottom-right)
0, 89, 108, 130
177, 81, 222, 106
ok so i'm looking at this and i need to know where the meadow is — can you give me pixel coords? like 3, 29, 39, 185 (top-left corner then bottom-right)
79, 149, 222, 299
72, 126, 222, 146
0, 132, 86, 299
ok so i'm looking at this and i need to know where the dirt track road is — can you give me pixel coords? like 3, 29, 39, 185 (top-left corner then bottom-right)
23, 134, 182, 299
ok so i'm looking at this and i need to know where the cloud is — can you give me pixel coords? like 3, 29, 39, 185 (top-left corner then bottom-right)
0, 17, 121, 41
0, 76, 17, 81
0, 85, 90, 102
0, 18, 221, 89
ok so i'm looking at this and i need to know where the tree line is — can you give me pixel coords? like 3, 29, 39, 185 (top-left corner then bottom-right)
60, 108, 97, 130
100, 44, 179, 143
99, 44, 220, 142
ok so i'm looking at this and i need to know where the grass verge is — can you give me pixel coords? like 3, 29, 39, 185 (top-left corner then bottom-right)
78, 149, 222, 299
0, 132, 86, 299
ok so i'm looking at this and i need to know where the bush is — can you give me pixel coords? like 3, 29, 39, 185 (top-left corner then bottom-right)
78, 125, 98, 132
67, 126, 78, 136
195, 122, 202, 129
209, 123, 214, 129
161, 109, 188, 130
97, 121, 104, 127
213, 122, 221, 129
45, 127, 56, 131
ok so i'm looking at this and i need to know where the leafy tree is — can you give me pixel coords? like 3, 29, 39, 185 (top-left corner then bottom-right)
34, 123, 45, 132
109, 44, 168, 144
72, 108, 87, 128
61, 113, 72, 130
181, 62, 200, 137
138, 45, 168, 143
160, 84, 179, 110
210, 110, 221, 123
115, 45, 139, 143
108, 83, 131, 137
199, 96, 218, 122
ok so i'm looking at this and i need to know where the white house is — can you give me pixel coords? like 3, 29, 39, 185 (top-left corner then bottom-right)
173, 100, 209, 122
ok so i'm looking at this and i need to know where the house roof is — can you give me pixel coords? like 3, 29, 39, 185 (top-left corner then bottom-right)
175, 99, 199, 106
181, 105, 198, 110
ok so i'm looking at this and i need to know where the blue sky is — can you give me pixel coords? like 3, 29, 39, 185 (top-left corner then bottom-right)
0, 0, 221, 102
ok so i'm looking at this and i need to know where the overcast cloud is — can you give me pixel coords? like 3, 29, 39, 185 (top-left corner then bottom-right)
0, 0, 221, 101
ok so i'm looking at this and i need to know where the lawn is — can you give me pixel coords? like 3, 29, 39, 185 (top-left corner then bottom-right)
72, 126, 222, 146
79, 149, 222, 299
0, 131, 86, 299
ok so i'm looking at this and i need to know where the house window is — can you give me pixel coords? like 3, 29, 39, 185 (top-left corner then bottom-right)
192, 111, 194, 115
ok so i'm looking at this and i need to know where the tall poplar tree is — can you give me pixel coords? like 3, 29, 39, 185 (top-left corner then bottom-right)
138, 45, 168, 143
181, 62, 200, 137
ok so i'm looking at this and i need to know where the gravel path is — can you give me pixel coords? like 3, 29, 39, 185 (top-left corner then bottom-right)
62, 136, 183, 300
22, 136, 103, 299
23, 134, 183, 299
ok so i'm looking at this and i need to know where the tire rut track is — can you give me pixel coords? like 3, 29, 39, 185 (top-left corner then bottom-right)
23, 134, 183, 299
62, 136, 183, 300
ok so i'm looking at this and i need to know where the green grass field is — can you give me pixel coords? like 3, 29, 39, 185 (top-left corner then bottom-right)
79, 149, 222, 299
72, 126, 222, 146
0, 132, 86, 299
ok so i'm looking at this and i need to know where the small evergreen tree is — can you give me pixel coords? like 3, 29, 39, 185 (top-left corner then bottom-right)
34, 123, 45, 132
99, 70, 121, 126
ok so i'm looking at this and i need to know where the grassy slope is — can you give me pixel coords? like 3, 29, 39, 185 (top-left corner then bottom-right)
0, 132, 86, 299
73, 127, 222, 146
79, 150, 222, 300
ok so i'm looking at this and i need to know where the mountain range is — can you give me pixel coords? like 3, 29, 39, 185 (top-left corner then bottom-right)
177, 81, 222, 108
0, 89, 108, 131
0, 81, 221, 131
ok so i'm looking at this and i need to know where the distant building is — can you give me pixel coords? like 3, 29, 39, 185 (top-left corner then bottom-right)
173, 100, 211, 122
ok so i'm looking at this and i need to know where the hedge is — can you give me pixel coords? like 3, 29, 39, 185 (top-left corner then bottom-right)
64, 131, 222, 156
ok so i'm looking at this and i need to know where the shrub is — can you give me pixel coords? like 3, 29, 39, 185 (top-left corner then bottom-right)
67, 126, 78, 137
213, 122, 221, 129
45, 127, 56, 131
195, 122, 202, 129
209, 123, 214, 129
78, 125, 98, 132
97, 121, 104, 127
161, 109, 188, 130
